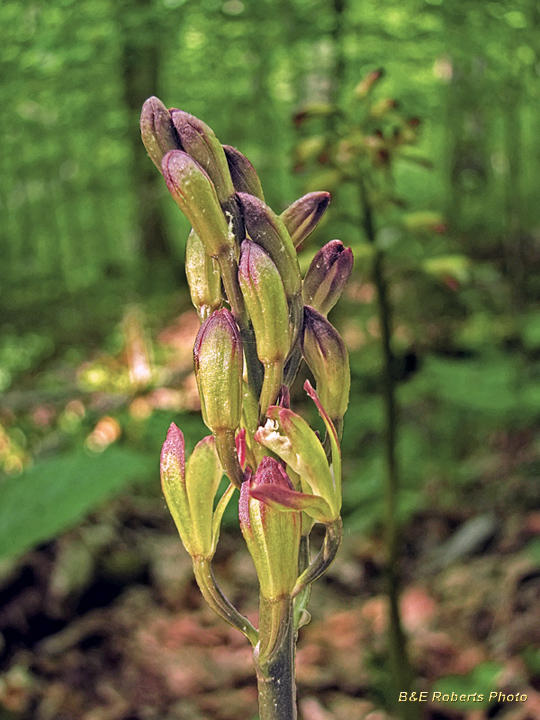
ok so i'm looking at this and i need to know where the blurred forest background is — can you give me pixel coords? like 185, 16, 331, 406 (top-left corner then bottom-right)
1, 0, 540, 719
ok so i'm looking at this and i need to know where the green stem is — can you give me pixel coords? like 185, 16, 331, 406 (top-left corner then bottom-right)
214, 429, 244, 490
254, 596, 296, 720
360, 181, 417, 719
293, 532, 312, 630
259, 361, 284, 420
192, 556, 258, 646
292, 517, 342, 598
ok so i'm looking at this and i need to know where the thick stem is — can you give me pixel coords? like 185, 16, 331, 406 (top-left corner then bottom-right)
360, 182, 417, 719
192, 556, 258, 646
254, 596, 297, 720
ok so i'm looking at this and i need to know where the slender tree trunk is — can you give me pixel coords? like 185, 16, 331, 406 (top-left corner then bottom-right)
119, 0, 170, 263
360, 182, 418, 720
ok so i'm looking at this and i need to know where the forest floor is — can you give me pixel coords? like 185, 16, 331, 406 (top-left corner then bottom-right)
1, 294, 540, 720
1, 494, 539, 720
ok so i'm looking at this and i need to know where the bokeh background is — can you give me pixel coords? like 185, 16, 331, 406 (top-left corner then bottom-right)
1, 1, 540, 719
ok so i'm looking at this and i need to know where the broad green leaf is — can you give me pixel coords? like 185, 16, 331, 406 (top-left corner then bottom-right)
0, 446, 155, 562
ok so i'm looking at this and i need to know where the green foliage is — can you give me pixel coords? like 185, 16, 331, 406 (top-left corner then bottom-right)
431, 662, 503, 710
0, 445, 155, 563
0, 331, 54, 392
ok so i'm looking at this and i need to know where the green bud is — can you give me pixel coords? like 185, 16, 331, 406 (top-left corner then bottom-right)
185, 229, 222, 321
302, 240, 353, 316
162, 150, 236, 261
140, 96, 182, 171
239, 458, 301, 600
238, 192, 303, 346
280, 192, 331, 248
302, 307, 350, 438
237, 193, 301, 300
170, 109, 235, 203
239, 241, 290, 415
185, 435, 229, 557
223, 145, 265, 200
193, 309, 244, 488
160, 424, 232, 558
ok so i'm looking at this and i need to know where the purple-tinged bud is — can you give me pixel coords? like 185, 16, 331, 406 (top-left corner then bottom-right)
223, 145, 265, 200
237, 193, 301, 301
302, 307, 350, 438
162, 150, 235, 261
302, 240, 353, 316
185, 229, 222, 321
140, 97, 182, 171
238, 192, 303, 345
160, 425, 232, 558
193, 309, 244, 488
239, 458, 301, 601
160, 422, 185, 491
239, 241, 290, 415
170, 109, 235, 204
280, 192, 331, 248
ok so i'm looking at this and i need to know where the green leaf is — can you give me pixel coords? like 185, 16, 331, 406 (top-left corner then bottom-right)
0, 446, 155, 562
431, 662, 503, 709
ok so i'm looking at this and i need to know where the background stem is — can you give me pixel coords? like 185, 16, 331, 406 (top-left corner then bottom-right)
360, 182, 417, 719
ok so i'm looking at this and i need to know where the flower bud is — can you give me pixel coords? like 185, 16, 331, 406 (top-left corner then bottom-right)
302, 240, 353, 316
194, 309, 244, 488
162, 150, 235, 261
302, 307, 350, 438
185, 229, 222, 320
239, 241, 290, 415
185, 435, 228, 557
237, 193, 301, 300
223, 145, 265, 200
160, 424, 232, 558
280, 192, 331, 248
140, 96, 182, 171
170, 109, 235, 203
239, 458, 301, 600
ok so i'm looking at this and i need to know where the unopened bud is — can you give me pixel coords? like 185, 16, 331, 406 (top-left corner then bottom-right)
237, 193, 301, 300
280, 192, 331, 248
185, 229, 222, 320
193, 309, 244, 488
223, 145, 265, 200
239, 458, 301, 600
303, 240, 353, 316
184, 435, 227, 557
140, 96, 182, 171
162, 150, 235, 261
170, 109, 235, 203
302, 307, 350, 438
239, 241, 290, 414
160, 425, 231, 558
